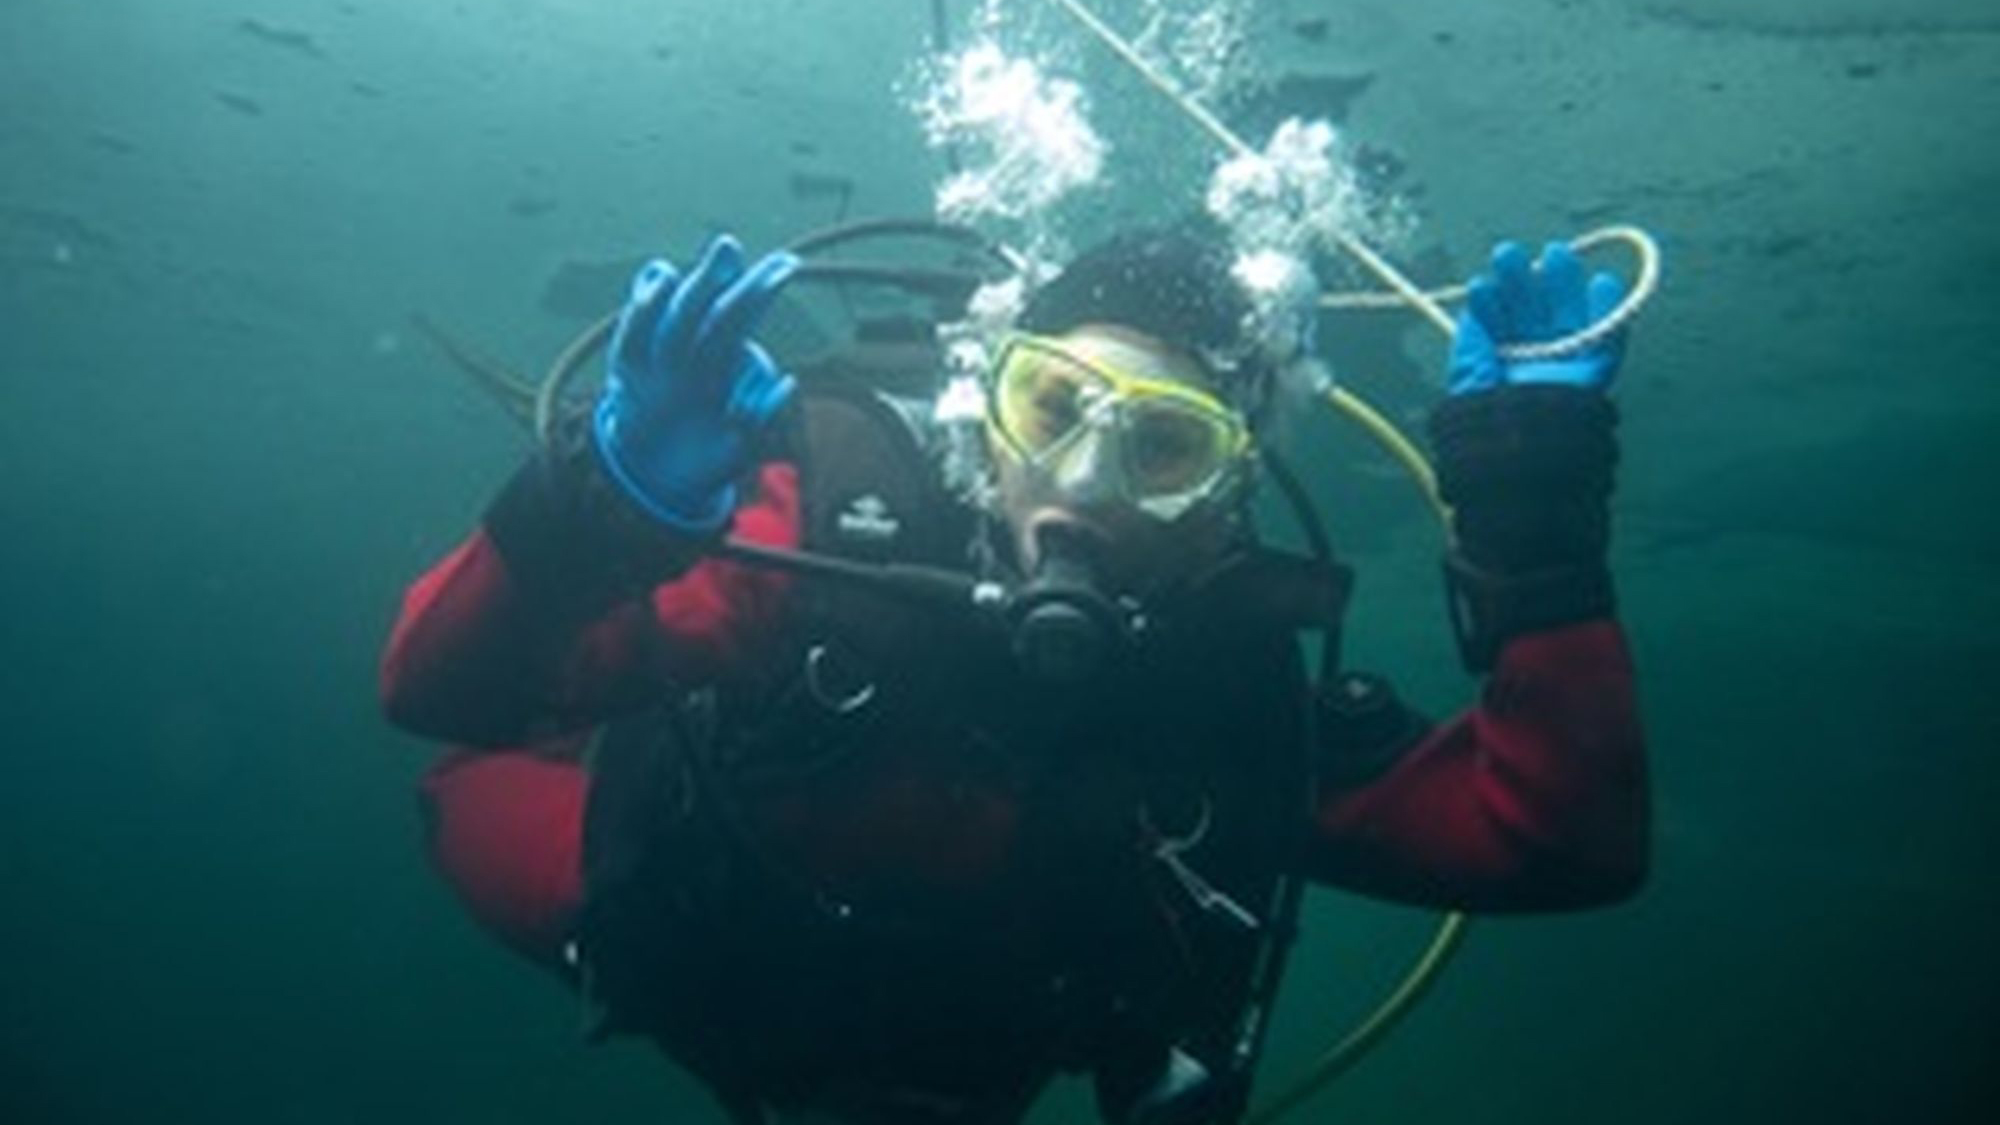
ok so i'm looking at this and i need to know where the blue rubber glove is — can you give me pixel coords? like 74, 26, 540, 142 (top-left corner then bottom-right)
593, 235, 800, 531
1447, 241, 1628, 396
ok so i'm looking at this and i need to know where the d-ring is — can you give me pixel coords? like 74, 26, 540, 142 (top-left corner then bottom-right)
1139, 794, 1213, 853
805, 644, 877, 715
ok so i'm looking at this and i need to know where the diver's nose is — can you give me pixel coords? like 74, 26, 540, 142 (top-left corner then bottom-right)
1032, 517, 1107, 575
1051, 426, 1114, 499
1027, 512, 1113, 574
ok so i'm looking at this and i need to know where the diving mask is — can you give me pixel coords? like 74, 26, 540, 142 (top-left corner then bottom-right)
987, 333, 1252, 522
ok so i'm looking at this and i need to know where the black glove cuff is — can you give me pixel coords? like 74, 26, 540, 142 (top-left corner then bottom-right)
1431, 384, 1617, 501
1443, 553, 1616, 673
1430, 385, 1619, 573
482, 411, 716, 614
1428, 386, 1621, 672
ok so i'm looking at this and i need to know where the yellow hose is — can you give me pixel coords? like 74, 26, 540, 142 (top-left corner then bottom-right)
1252, 386, 1465, 1125
1243, 913, 1472, 1125
1322, 384, 1448, 530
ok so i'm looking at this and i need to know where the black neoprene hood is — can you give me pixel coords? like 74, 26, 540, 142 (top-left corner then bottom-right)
1016, 217, 1269, 410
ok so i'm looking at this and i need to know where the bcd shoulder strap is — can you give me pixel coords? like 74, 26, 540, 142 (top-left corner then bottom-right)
790, 381, 970, 565
781, 380, 982, 669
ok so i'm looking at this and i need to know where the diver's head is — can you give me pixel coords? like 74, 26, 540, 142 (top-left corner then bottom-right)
986, 219, 1268, 595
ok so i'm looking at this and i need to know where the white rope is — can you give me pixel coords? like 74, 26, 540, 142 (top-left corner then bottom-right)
1043, 0, 1660, 358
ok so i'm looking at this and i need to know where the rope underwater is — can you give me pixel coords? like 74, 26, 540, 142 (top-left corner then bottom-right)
1044, 0, 1661, 361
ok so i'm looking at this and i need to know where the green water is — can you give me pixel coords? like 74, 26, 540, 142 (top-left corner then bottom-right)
1, 1, 1993, 1122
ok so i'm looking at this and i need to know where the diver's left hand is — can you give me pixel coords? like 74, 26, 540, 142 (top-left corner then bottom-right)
1447, 241, 1628, 396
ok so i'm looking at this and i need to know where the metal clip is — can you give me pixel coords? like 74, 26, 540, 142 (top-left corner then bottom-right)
1143, 800, 1260, 932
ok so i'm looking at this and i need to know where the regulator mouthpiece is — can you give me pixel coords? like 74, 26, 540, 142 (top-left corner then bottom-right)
1009, 526, 1129, 683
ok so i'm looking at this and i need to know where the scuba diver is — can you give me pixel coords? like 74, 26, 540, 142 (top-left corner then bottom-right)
380, 219, 1649, 1125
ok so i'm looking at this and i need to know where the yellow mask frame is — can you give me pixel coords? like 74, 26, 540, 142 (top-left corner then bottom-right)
986, 332, 1254, 522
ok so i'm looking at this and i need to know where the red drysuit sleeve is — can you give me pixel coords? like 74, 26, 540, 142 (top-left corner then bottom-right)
379, 463, 800, 746
418, 743, 590, 970
1305, 620, 1649, 912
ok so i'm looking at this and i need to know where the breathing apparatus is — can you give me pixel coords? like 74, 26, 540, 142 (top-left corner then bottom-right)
1005, 522, 1136, 684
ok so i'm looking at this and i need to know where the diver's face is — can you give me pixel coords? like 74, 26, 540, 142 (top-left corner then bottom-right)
988, 324, 1248, 594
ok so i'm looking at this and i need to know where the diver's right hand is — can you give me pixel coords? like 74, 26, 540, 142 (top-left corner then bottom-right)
592, 235, 800, 531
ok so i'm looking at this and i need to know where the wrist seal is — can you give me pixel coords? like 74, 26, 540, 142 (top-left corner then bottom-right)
1429, 385, 1620, 671
483, 410, 716, 613
1442, 554, 1616, 672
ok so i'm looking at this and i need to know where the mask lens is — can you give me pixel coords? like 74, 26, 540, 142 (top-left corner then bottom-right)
995, 343, 1104, 457
1123, 400, 1230, 498
991, 335, 1247, 520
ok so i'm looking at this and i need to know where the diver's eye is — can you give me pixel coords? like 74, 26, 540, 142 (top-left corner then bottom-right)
1027, 383, 1083, 446
1127, 410, 1219, 493
998, 348, 1099, 452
